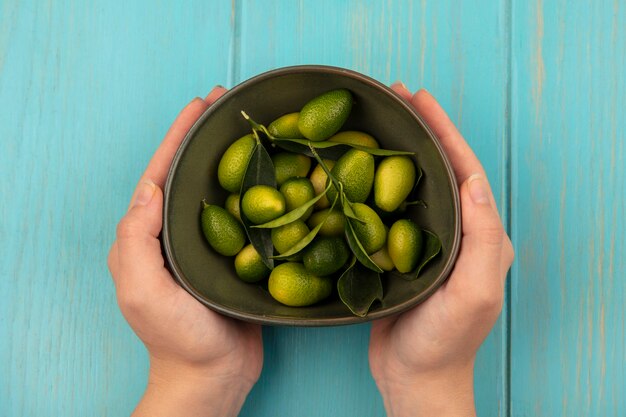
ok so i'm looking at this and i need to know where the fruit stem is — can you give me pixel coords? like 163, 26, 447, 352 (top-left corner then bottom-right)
241, 110, 274, 141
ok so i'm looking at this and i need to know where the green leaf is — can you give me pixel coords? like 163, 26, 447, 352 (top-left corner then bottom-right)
337, 259, 383, 317
404, 199, 427, 209
240, 142, 276, 269
273, 138, 414, 159
306, 142, 344, 194
404, 164, 425, 207
270, 224, 322, 260
340, 195, 365, 224
350, 144, 415, 156
394, 229, 442, 280
415, 164, 423, 187
271, 195, 339, 260
274, 139, 344, 159
415, 229, 442, 276
307, 144, 359, 223
344, 219, 383, 273
252, 183, 332, 229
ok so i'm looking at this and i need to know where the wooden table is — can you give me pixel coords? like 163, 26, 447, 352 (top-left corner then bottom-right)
1, 1, 624, 415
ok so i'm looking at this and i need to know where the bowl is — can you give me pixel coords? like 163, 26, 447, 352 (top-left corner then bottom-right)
162, 65, 461, 326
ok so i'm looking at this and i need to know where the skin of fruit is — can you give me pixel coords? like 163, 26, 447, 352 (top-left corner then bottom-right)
234, 244, 270, 283
280, 178, 315, 220
350, 202, 387, 254
271, 220, 310, 255
369, 246, 395, 271
326, 149, 375, 204
328, 131, 379, 149
268, 112, 304, 138
302, 236, 350, 276
374, 156, 417, 212
388, 219, 424, 273
201, 204, 246, 256
268, 262, 333, 307
309, 160, 336, 209
307, 208, 345, 237
241, 185, 286, 224
224, 193, 241, 222
298, 89, 353, 141
272, 152, 312, 186
217, 134, 256, 193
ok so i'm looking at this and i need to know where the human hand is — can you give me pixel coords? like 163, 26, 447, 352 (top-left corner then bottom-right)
108, 87, 263, 417
368, 85, 514, 417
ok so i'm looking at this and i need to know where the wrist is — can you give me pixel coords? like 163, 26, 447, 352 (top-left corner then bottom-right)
133, 357, 254, 417
376, 364, 476, 417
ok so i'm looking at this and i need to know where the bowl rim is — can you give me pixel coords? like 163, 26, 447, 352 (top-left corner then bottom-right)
162, 64, 461, 326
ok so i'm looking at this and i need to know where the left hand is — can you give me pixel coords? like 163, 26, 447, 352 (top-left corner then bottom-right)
368, 85, 514, 416
108, 87, 263, 417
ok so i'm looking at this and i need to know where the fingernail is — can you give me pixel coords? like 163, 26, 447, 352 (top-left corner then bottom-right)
215, 84, 224, 89
417, 87, 431, 95
467, 174, 490, 205
392, 81, 408, 90
133, 181, 156, 207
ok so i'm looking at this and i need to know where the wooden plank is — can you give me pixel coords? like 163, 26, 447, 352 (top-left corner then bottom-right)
0, 1, 233, 415
510, 0, 626, 415
234, 1, 511, 416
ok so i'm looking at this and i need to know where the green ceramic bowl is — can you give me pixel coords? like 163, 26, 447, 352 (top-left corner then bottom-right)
163, 65, 461, 326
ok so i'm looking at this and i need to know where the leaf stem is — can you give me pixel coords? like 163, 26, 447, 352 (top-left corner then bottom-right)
241, 111, 273, 140
404, 199, 428, 209
308, 142, 344, 193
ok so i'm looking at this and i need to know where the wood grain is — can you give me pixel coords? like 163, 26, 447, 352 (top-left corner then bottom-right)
234, 1, 510, 416
510, 0, 626, 415
2, 0, 625, 416
0, 1, 233, 415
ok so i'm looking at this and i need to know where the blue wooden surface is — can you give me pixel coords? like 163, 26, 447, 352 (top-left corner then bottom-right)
0, 1, 623, 416
510, 1, 626, 415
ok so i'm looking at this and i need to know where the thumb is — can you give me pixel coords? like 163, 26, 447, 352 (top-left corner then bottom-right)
114, 180, 175, 293
461, 174, 504, 245
447, 174, 507, 303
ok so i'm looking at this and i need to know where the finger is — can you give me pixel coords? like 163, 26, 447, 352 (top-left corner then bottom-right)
138, 98, 209, 190
500, 235, 515, 281
410, 89, 485, 184
107, 241, 119, 277
204, 85, 228, 105
412, 89, 500, 216
390, 81, 412, 101
116, 90, 222, 262
114, 181, 177, 294
447, 174, 506, 303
